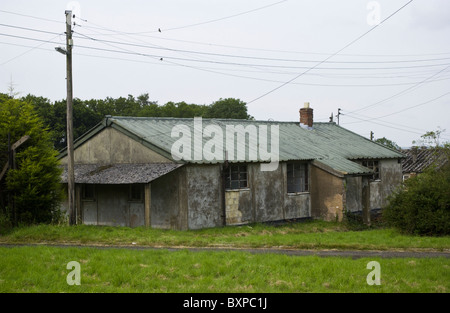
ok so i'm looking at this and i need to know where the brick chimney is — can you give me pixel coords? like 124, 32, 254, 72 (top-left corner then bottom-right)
299, 102, 313, 128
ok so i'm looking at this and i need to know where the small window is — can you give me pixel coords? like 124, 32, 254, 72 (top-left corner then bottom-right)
129, 184, 144, 201
287, 163, 308, 193
225, 164, 248, 190
82, 184, 95, 200
361, 160, 380, 181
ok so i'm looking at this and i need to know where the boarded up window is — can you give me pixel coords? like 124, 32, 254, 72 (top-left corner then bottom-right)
287, 163, 308, 193
225, 164, 248, 190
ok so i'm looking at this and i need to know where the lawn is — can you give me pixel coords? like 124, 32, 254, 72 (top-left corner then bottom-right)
0, 245, 448, 293
1, 220, 449, 251
1, 220, 448, 294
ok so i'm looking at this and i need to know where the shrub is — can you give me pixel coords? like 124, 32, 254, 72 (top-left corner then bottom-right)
383, 158, 450, 236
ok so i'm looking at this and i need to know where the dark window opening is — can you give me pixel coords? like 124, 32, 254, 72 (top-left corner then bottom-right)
360, 160, 380, 181
287, 163, 308, 193
225, 164, 248, 190
129, 184, 144, 201
82, 184, 95, 200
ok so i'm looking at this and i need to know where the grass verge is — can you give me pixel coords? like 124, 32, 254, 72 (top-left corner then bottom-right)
0, 245, 448, 293
1, 220, 449, 251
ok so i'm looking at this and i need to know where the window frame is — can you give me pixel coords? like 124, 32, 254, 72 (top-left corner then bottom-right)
286, 162, 309, 194
360, 159, 380, 181
224, 164, 248, 190
129, 184, 144, 202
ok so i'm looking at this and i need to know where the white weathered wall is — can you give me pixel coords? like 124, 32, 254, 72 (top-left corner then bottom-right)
59, 127, 171, 165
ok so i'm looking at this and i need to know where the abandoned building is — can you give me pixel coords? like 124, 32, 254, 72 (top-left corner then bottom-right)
401, 146, 448, 181
59, 103, 404, 229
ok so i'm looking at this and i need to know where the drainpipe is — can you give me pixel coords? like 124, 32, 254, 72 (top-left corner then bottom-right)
221, 151, 229, 226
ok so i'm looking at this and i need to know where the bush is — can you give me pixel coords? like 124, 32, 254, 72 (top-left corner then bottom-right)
383, 159, 450, 236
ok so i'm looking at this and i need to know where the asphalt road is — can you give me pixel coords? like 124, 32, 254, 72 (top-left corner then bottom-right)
1, 243, 449, 259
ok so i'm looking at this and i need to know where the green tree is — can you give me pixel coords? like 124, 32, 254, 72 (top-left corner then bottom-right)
205, 98, 252, 119
0, 94, 63, 225
412, 127, 446, 147
374, 137, 401, 151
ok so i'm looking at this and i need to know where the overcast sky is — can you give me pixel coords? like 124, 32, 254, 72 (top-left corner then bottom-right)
1, 0, 450, 147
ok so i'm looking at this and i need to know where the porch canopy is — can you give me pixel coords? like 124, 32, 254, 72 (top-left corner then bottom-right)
60, 163, 183, 184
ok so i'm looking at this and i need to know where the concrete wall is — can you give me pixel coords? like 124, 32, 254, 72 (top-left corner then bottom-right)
67, 158, 401, 229
345, 158, 402, 213
186, 165, 223, 229
345, 176, 362, 213
59, 127, 171, 165
224, 162, 310, 226
150, 166, 188, 230
310, 165, 345, 221
369, 158, 402, 209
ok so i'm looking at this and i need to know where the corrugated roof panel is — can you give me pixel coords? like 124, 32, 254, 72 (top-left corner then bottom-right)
105, 117, 403, 171
315, 157, 373, 176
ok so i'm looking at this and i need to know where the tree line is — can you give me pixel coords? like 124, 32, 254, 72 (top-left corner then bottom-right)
21, 93, 252, 150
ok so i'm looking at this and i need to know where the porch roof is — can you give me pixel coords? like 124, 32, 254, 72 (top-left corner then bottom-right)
60, 163, 183, 184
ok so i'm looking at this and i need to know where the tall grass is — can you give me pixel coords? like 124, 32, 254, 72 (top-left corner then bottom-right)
1, 220, 449, 251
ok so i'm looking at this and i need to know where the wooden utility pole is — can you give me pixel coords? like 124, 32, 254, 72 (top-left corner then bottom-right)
65, 10, 76, 225
336, 108, 341, 125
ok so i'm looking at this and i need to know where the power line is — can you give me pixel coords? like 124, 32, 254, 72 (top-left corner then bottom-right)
7, 28, 450, 73
67, 33, 450, 71
344, 91, 450, 125
79, 24, 450, 58
0, 33, 63, 66
77, 0, 288, 35
4, 29, 450, 88
0, 9, 62, 24
346, 64, 450, 114
0, 23, 62, 36
70, 29, 450, 65
246, 0, 415, 104
344, 114, 450, 141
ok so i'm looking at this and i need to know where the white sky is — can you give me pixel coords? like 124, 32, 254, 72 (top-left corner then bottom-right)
1, 0, 450, 147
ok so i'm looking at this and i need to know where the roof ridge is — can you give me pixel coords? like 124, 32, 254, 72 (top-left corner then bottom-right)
109, 116, 336, 125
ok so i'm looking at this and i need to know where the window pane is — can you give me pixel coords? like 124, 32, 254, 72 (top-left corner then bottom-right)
231, 180, 239, 189
287, 184, 295, 193
287, 163, 293, 177
287, 177, 293, 187
130, 185, 142, 201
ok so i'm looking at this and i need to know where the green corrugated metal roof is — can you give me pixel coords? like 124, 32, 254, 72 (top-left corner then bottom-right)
313, 158, 373, 177
64, 116, 403, 175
